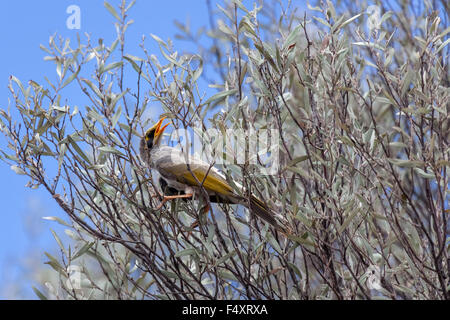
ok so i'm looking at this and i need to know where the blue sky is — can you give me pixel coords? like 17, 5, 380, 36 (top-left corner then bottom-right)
0, 0, 213, 298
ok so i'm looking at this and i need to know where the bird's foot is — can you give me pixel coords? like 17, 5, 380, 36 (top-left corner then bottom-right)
155, 193, 193, 210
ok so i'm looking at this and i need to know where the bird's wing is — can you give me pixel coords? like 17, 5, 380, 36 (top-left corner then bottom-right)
155, 147, 234, 196
154, 147, 286, 233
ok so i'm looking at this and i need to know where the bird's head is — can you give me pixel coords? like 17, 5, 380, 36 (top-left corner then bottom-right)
143, 117, 170, 149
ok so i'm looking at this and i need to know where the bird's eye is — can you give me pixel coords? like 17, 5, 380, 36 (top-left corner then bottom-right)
146, 130, 155, 149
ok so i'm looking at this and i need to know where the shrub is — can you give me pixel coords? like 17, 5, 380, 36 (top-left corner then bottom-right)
1, 0, 448, 299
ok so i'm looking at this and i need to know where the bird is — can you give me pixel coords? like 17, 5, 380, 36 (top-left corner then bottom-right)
139, 117, 289, 236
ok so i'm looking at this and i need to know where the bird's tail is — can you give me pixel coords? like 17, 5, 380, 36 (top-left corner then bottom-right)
249, 196, 289, 236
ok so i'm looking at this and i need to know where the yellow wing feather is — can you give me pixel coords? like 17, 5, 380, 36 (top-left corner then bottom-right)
179, 168, 234, 196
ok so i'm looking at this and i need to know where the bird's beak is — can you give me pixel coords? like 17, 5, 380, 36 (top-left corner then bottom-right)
154, 117, 170, 140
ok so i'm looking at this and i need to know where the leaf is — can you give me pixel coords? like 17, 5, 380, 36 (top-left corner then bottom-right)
267, 233, 283, 254
88, 164, 106, 170
387, 158, 424, 168
203, 89, 237, 106
72, 242, 94, 261
98, 146, 124, 156
336, 13, 362, 30
110, 89, 128, 109
150, 33, 166, 47
87, 109, 105, 125
174, 248, 197, 258
104, 1, 120, 21
191, 55, 203, 82
337, 209, 360, 234
68, 136, 91, 164
287, 234, 315, 247
287, 155, 309, 167
110, 38, 119, 52
44, 252, 64, 273
414, 168, 435, 179
71, 106, 79, 117
353, 41, 385, 51
123, 56, 149, 82
401, 67, 414, 96
42, 216, 71, 227
51, 105, 69, 113
158, 45, 181, 67
51, 229, 66, 254
218, 270, 237, 281
10, 165, 26, 175
10, 75, 27, 98
119, 123, 140, 137
384, 48, 395, 67
307, 1, 322, 12
283, 24, 302, 49
380, 11, 393, 25
436, 38, 450, 54
81, 78, 103, 99
64, 229, 79, 240
239, 61, 247, 87
312, 16, 331, 28
124, 56, 141, 75
239, 18, 257, 38
287, 166, 327, 184
218, 20, 235, 38
111, 104, 122, 128
254, 43, 278, 71
61, 65, 80, 89
57, 143, 67, 171
389, 142, 407, 148
159, 270, 178, 279
212, 249, 237, 268
125, 0, 136, 12
287, 262, 303, 279
100, 61, 123, 74
32, 286, 48, 300
231, 0, 249, 13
